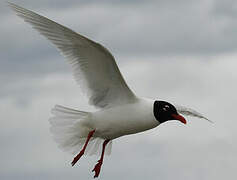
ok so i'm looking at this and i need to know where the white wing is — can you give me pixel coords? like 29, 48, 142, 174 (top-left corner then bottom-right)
175, 104, 213, 123
9, 3, 136, 108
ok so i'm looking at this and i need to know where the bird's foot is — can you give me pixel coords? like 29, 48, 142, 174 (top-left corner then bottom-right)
71, 130, 96, 166
92, 159, 103, 178
71, 150, 84, 166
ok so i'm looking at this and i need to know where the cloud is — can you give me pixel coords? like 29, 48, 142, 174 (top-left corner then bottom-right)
2, 0, 237, 83
1, 54, 237, 179
1, 1, 237, 180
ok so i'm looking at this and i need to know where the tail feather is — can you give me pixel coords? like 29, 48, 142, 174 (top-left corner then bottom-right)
51, 105, 88, 117
49, 105, 112, 156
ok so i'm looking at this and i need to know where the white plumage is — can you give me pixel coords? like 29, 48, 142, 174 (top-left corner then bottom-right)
175, 104, 212, 122
49, 105, 110, 156
8, 3, 138, 156
8, 3, 135, 109
9, 2, 210, 178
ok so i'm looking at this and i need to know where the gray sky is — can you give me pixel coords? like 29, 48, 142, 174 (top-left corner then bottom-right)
1, 0, 236, 179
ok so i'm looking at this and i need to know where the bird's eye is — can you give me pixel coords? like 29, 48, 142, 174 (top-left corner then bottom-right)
162, 105, 170, 111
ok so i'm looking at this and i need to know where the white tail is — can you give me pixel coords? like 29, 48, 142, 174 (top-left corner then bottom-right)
49, 105, 112, 155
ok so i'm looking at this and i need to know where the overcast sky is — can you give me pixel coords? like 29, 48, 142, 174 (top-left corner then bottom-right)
1, 0, 237, 179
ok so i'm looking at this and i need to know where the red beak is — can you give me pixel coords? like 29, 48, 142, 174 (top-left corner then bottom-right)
172, 114, 187, 124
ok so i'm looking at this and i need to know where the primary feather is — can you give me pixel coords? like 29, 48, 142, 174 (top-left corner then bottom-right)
8, 2, 136, 109
175, 104, 212, 123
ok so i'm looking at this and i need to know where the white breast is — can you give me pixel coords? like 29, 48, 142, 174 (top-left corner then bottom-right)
91, 98, 160, 139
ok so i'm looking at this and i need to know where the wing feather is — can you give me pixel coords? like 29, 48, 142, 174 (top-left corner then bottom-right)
175, 104, 213, 123
9, 3, 136, 108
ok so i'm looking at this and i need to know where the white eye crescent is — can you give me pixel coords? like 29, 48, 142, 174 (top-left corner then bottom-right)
163, 105, 170, 111
165, 105, 170, 108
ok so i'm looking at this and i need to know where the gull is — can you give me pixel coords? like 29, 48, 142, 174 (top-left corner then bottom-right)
9, 3, 211, 178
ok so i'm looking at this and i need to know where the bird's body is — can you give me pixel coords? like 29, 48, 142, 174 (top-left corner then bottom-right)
91, 98, 159, 139
9, 2, 210, 178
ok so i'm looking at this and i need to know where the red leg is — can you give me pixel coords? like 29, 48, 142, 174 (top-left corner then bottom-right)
92, 139, 110, 178
71, 129, 95, 166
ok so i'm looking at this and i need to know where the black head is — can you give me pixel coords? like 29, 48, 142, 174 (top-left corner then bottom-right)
153, 101, 186, 124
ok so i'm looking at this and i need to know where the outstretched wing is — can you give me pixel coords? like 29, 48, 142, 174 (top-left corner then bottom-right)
9, 3, 136, 108
175, 104, 212, 123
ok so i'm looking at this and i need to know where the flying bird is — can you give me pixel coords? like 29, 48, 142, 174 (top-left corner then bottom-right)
9, 3, 211, 178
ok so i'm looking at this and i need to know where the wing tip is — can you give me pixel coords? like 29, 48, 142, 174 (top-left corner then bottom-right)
202, 117, 214, 124
7, 2, 19, 9
7, 2, 27, 16
175, 104, 213, 124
